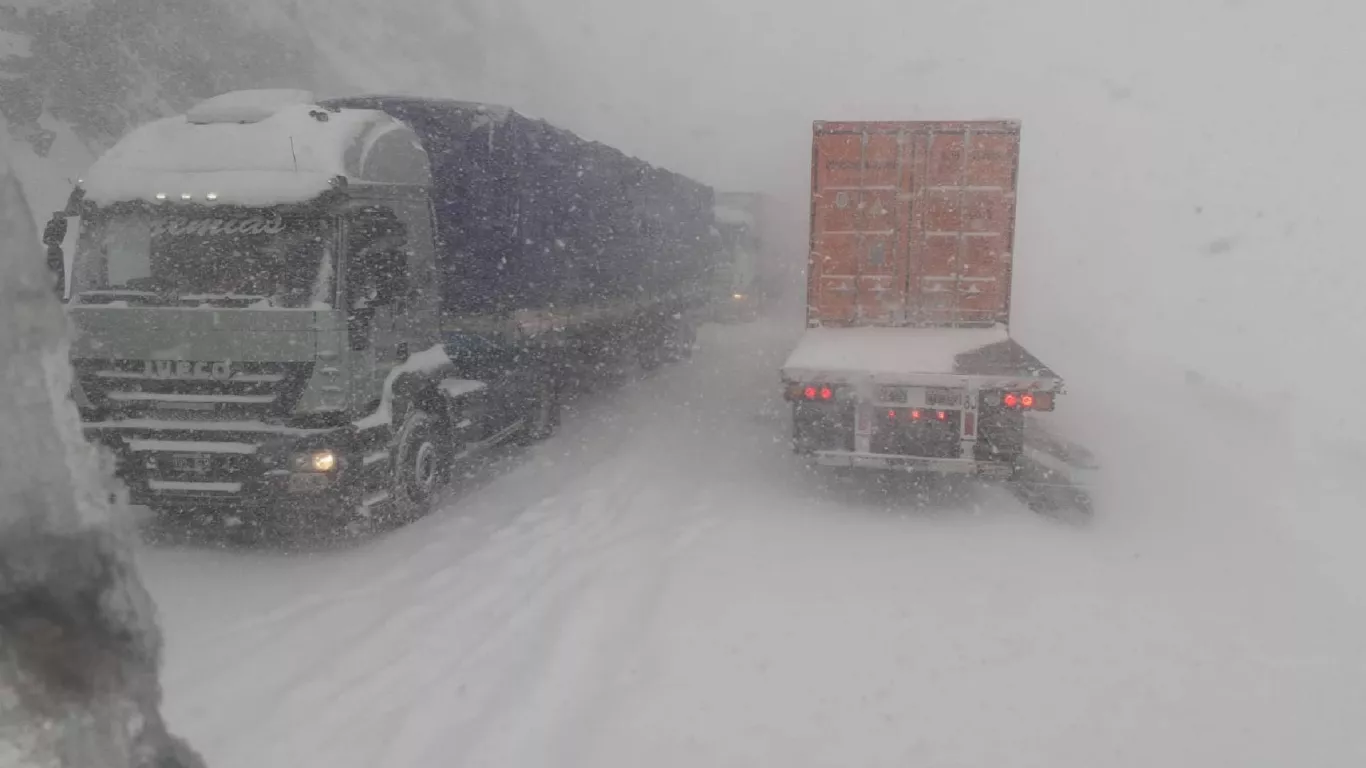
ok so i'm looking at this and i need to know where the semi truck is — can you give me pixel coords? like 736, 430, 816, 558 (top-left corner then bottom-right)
711, 191, 767, 322
781, 120, 1068, 481
55, 89, 715, 533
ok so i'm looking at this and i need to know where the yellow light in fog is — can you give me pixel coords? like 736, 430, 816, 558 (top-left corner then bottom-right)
732, 293, 746, 301
310, 451, 337, 472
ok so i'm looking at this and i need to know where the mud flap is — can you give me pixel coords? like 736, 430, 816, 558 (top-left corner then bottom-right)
1007, 417, 1099, 524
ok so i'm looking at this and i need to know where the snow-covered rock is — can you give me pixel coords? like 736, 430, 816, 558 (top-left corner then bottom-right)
0, 153, 202, 767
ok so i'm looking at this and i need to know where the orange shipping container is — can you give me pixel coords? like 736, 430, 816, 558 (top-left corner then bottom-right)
807, 120, 1021, 328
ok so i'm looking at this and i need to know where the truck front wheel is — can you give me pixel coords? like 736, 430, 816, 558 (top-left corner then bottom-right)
392, 409, 446, 519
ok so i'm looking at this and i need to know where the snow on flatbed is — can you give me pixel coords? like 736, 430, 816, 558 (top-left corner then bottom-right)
137, 315, 1366, 768
781, 324, 1011, 380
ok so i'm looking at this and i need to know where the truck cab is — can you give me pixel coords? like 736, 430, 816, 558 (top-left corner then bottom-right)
62, 90, 471, 530
711, 192, 764, 322
57, 88, 718, 534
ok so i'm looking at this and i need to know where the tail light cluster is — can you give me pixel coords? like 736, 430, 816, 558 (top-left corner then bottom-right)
786, 383, 840, 402
995, 390, 1055, 411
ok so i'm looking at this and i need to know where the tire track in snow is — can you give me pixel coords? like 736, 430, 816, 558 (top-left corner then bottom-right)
306, 342, 753, 765
366, 449, 719, 764
193, 440, 715, 768
432, 501, 722, 768
154, 314, 959, 767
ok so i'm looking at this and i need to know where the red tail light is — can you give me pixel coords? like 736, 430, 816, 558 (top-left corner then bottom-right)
936, 410, 947, 421
789, 383, 840, 402
910, 409, 922, 420
996, 390, 1056, 411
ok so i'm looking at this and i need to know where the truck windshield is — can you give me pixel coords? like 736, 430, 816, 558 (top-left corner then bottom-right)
69, 210, 337, 309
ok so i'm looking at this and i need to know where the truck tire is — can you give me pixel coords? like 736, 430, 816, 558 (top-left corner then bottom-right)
518, 377, 561, 445
391, 409, 446, 519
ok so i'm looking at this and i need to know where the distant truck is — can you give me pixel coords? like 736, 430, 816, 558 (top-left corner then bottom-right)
711, 191, 767, 322
56, 89, 714, 532
781, 120, 1064, 479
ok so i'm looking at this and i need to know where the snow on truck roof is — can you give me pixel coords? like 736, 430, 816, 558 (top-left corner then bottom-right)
83, 89, 432, 207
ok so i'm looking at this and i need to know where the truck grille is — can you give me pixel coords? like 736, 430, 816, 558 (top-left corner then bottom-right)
73, 360, 314, 420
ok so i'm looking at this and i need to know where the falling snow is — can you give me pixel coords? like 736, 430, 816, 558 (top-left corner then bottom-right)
3, 2, 1366, 768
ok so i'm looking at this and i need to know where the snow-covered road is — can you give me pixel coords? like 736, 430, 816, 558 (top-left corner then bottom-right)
138, 314, 1366, 768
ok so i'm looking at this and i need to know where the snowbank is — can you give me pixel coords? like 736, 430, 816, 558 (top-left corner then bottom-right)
0, 152, 203, 766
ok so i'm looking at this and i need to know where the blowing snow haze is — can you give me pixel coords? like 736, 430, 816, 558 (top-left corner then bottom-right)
8, 0, 1361, 430
3, 0, 1366, 766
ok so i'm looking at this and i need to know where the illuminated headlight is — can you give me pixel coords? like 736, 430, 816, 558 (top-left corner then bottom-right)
295, 449, 339, 473
732, 293, 746, 301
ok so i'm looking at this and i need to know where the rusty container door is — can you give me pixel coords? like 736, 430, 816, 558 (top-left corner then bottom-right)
808, 120, 1021, 327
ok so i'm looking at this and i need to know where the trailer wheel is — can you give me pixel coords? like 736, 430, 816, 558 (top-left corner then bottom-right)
392, 409, 445, 519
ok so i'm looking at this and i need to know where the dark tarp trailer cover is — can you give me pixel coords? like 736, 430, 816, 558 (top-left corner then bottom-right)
321, 96, 717, 317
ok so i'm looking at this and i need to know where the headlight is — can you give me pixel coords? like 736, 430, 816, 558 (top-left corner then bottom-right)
295, 449, 338, 473
732, 293, 746, 300
311, 451, 337, 472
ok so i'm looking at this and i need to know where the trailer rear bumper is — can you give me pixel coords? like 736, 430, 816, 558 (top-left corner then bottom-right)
811, 450, 1015, 479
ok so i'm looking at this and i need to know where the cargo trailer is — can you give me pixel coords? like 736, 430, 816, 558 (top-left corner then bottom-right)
782, 120, 1070, 480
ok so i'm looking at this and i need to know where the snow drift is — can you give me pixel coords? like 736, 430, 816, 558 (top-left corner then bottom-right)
0, 150, 202, 767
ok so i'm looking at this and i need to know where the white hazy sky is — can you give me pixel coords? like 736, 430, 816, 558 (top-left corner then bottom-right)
514, 0, 1363, 422
243, 0, 1366, 433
